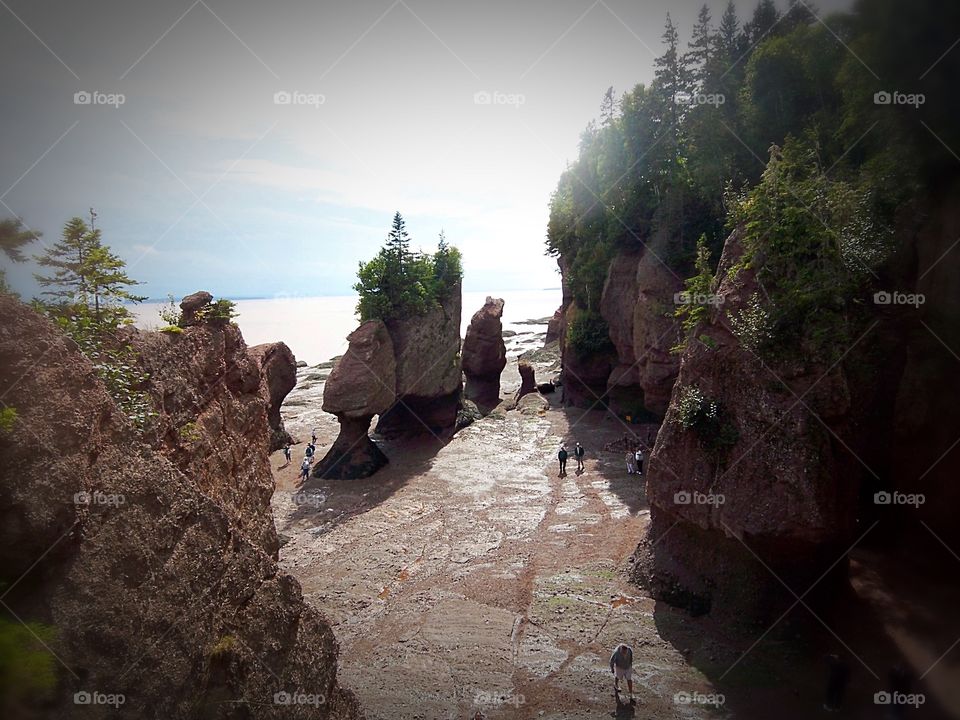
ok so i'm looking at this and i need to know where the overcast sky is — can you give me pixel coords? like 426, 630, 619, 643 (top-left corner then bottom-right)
0, 0, 852, 299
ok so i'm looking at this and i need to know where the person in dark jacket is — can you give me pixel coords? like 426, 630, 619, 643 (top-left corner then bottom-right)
574, 442, 585, 472
558, 445, 568, 476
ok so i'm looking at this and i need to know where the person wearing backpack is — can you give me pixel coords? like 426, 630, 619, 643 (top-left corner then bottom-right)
298, 457, 311, 483
557, 445, 568, 476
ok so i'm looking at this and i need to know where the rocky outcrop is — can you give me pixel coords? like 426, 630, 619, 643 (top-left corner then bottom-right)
376, 280, 463, 437
249, 342, 298, 452
314, 321, 395, 480
0, 296, 361, 720
516, 360, 538, 401
130, 315, 281, 556
462, 296, 506, 408
634, 229, 861, 617
179, 289, 213, 326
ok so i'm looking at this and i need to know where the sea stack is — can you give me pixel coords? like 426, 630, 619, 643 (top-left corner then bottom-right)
462, 296, 507, 410
313, 320, 396, 480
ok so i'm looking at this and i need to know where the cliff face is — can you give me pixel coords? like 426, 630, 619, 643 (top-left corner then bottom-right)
131, 322, 286, 556
248, 341, 298, 452
0, 297, 360, 719
557, 239, 683, 417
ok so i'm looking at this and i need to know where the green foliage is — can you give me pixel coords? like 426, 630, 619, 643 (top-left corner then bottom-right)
158, 294, 182, 326
566, 309, 614, 357
675, 384, 739, 451
53, 312, 156, 430
160, 325, 183, 334
0, 617, 59, 708
0, 407, 16, 432
178, 421, 201, 443
202, 298, 238, 325
355, 214, 463, 322
672, 235, 716, 352
34, 216, 144, 323
0, 217, 41, 263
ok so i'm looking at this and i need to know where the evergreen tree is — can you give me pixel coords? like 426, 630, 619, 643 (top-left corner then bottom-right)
745, 0, 781, 45
685, 5, 714, 88
34, 216, 143, 322
0, 218, 41, 263
385, 211, 411, 267
600, 86, 616, 126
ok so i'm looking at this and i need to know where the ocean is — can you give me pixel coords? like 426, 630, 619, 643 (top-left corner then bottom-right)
131, 289, 562, 366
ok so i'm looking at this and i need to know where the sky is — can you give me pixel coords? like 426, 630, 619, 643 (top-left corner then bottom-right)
0, 0, 852, 300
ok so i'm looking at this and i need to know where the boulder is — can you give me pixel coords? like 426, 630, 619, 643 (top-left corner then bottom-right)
179, 289, 213, 326
0, 295, 361, 720
248, 341, 297, 451
316, 320, 395, 480
462, 296, 506, 408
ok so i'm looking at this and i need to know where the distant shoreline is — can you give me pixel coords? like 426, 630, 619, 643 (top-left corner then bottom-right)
130, 287, 562, 304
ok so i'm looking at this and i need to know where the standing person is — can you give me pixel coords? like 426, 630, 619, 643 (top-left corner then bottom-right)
635, 447, 645, 476
574, 442, 585, 473
610, 643, 635, 705
298, 457, 311, 483
625, 450, 636, 475
282, 444, 292, 467
558, 445, 568, 476
311, 428, 318, 446
305, 442, 315, 461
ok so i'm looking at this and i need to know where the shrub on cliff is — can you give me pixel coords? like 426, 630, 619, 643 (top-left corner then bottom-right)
355, 212, 462, 322
567, 309, 614, 357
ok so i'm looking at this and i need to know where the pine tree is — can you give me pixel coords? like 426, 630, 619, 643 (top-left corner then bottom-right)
0, 218, 41, 263
385, 211, 411, 268
600, 86, 616, 126
685, 5, 713, 88
653, 13, 692, 132
745, 0, 781, 45
34, 216, 143, 322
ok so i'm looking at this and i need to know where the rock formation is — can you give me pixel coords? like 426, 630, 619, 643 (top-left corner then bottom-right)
249, 341, 298, 452
0, 295, 360, 719
314, 320, 396, 480
376, 279, 463, 437
634, 228, 862, 617
179, 289, 213, 326
462, 296, 506, 409
516, 360, 538, 400
131, 311, 286, 556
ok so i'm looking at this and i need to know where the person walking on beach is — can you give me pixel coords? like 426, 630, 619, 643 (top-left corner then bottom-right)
610, 643, 635, 705
625, 450, 636, 474
298, 457, 311, 483
282, 443, 292, 467
635, 447, 645, 476
305, 442, 315, 461
573, 442, 585, 473
558, 445, 568, 476
311, 428, 318, 445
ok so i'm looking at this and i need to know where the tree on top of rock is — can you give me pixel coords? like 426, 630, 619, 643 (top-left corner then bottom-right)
34, 216, 144, 324
0, 217, 41, 294
355, 213, 462, 323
